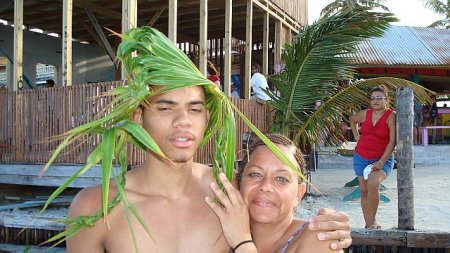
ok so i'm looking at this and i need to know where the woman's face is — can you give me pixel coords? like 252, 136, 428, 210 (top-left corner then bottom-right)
240, 145, 306, 224
370, 91, 388, 110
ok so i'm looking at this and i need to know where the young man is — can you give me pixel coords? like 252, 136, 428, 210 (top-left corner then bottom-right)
67, 86, 351, 252
250, 63, 271, 102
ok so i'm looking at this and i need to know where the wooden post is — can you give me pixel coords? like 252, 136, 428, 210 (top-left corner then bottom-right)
199, 0, 207, 76
223, 0, 232, 96
62, 0, 73, 86
121, 0, 137, 80
274, 20, 282, 73
13, 0, 23, 91
262, 10, 269, 76
168, 0, 177, 43
396, 86, 415, 230
244, 0, 253, 99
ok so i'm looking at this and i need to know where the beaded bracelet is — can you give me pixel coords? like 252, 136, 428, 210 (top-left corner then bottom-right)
232, 239, 254, 253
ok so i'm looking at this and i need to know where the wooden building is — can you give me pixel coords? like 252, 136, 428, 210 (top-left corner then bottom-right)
0, 0, 307, 98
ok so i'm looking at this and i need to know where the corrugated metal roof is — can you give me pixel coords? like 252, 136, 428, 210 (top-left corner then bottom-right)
353, 26, 450, 67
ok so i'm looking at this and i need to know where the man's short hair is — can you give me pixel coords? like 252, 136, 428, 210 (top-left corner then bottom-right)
251, 63, 261, 72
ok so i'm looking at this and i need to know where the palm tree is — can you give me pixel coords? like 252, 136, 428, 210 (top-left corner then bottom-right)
423, 0, 450, 28
320, 0, 389, 18
267, 7, 433, 150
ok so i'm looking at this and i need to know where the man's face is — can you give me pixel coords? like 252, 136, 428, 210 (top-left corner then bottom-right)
251, 66, 258, 75
141, 86, 210, 163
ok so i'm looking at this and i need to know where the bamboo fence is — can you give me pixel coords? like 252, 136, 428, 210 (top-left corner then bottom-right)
0, 82, 270, 165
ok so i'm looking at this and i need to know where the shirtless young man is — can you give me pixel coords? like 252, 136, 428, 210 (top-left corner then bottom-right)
67, 86, 351, 252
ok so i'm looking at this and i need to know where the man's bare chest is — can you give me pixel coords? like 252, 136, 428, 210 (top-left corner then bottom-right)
103, 198, 229, 252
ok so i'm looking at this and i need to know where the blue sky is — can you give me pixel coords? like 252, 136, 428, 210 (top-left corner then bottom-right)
308, 0, 445, 27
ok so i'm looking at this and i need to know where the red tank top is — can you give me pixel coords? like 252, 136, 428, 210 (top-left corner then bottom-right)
355, 108, 393, 160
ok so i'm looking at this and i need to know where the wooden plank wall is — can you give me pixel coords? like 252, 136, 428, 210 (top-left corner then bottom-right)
0, 82, 270, 166
269, 0, 307, 25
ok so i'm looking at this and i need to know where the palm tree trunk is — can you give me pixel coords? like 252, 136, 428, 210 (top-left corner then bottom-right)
396, 87, 415, 230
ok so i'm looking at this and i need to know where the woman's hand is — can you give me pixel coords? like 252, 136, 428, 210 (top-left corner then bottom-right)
205, 173, 254, 250
371, 160, 383, 171
308, 208, 352, 250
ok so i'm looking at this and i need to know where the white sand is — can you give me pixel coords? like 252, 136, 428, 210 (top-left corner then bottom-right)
297, 164, 450, 232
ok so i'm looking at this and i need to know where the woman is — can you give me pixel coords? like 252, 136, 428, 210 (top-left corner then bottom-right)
207, 60, 221, 88
350, 86, 396, 229
206, 133, 347, 253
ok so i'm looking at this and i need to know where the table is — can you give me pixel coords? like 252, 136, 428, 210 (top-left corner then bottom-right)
420, 126, 450, 146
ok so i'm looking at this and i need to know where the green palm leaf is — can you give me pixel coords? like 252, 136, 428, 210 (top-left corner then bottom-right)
320, 0, 389, 18
268, 7, 397, 145
101, 129, 115, 218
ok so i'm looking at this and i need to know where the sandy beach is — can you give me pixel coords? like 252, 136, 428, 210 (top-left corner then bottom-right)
297, 163, 450, 233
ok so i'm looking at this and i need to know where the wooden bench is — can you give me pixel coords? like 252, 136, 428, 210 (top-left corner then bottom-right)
420, 126, 450, 146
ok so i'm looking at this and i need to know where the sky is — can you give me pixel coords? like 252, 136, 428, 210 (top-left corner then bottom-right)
308, 0, 445, 27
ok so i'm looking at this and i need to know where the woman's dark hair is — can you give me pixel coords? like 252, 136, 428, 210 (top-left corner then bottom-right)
370, 85, 388, 98
236, 133, 306, 189
207, 61, 218, 76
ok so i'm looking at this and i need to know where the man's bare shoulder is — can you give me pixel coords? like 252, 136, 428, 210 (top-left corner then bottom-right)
68, 185, 103, 218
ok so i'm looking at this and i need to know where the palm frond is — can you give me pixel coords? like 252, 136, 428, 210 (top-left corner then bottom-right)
423, 0, 450, 28
320, 0, 389, 18
268, 7, 397, 139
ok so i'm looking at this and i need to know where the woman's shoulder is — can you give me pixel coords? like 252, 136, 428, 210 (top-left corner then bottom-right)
386, 108, 396, 118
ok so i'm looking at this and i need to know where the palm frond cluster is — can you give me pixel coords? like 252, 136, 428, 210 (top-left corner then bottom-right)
320, 0, 389, 18
267, 7, 434, 150
424, 0, 450, 28
38, 26, 237, 245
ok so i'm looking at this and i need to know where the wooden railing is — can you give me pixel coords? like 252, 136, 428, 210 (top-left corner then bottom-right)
0, 82, 270, 165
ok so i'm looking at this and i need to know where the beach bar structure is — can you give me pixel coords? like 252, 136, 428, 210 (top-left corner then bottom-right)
0, 0, 306, 98
0, 0, 309, 169
0, 0, 308, 180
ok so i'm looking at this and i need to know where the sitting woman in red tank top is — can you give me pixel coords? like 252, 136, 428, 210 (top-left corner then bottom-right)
350, 85, 397, 230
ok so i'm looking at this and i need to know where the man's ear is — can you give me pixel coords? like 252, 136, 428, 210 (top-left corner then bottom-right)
132, 107, 143, 125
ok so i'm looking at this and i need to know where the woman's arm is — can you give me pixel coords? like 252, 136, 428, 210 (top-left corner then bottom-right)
350, 110, 366, 142
372, 111, 397, 171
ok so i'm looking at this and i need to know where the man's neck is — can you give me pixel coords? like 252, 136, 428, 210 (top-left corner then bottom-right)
131, 155, 197, 197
